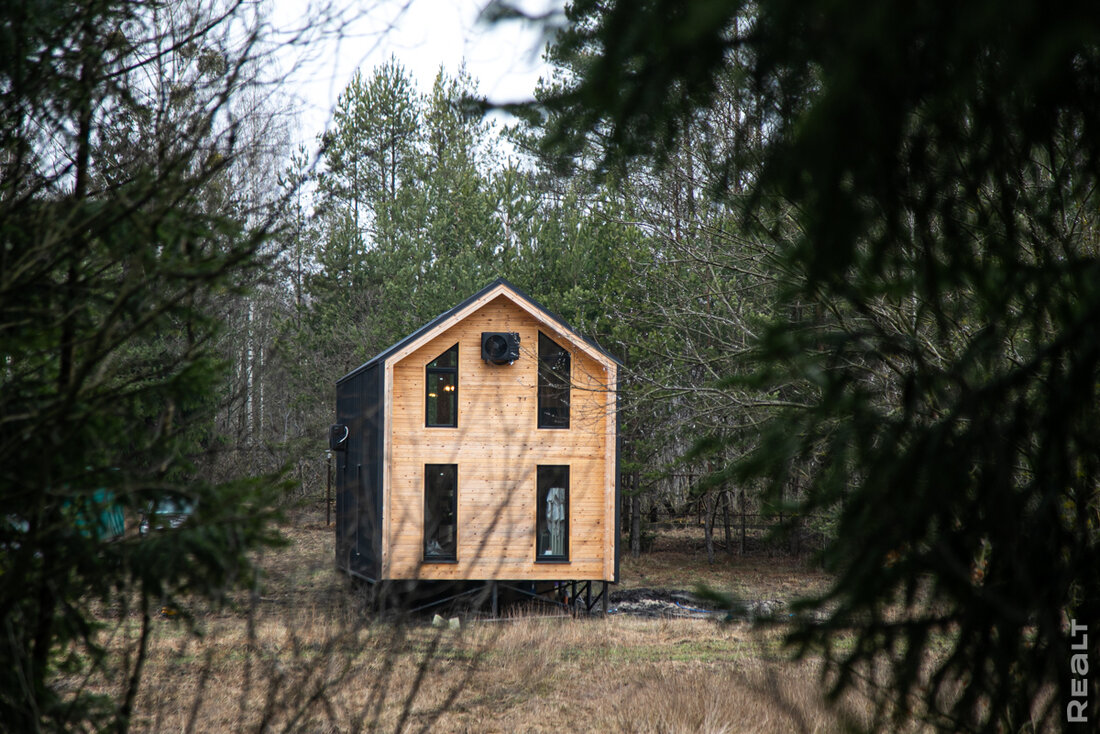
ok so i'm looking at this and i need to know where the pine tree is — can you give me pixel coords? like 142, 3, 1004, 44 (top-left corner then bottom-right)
522, 1, 1100, 730
0, 3, 288, 729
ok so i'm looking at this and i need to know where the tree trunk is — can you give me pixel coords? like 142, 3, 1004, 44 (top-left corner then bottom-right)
739, 488, 747, 556
630, 493, 641, 558
257, 317, 264, 440
703, 495, 716, 565
245, 300, 254, 444
722, 491, 732, 556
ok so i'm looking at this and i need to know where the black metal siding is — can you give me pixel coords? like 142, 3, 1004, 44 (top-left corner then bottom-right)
335, 363, 383, 581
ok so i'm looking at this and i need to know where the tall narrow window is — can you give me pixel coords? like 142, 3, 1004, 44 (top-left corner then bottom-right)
424, 464, 457, 561
426, 344, 458, 427
536, 465, 569, 561
537, 332, 570, 428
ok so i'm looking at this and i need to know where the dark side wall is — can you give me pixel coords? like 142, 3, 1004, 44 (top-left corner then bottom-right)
335, 362, 383, 581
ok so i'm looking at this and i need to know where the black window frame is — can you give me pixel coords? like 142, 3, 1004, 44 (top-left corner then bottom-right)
425, 344, 459, 428
537, 332, 570, 429
424, 464, 458, 562
535, 465, 569, 562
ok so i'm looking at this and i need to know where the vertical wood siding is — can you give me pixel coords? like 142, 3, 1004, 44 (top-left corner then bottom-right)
382, 294, 616, 580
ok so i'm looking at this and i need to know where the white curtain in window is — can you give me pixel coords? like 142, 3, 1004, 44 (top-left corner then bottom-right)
546, 486, 566, 556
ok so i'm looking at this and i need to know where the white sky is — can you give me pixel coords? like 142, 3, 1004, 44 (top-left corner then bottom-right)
269, 0, 563, 146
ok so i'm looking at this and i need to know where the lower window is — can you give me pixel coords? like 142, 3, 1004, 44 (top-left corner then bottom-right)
536, 465, 569, 561
424, 464, 457, 561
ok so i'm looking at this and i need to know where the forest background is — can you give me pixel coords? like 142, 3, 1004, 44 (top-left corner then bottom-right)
246, 36, 773, 562
3, 0, 1098, 732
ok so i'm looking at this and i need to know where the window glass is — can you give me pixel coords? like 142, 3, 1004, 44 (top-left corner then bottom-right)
424, 464, 457, 561
537, 332, 570, 428
426, 344, 458, 427
536, 465, 569, 561
427, 347, 457, 369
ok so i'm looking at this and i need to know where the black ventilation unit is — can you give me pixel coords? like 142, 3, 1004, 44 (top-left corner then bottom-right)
481, 331, 521, 364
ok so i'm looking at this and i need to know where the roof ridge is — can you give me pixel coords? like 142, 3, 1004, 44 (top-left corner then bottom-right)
337, 279, 620, 384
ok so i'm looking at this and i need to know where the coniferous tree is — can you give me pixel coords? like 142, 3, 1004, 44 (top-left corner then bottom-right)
514, 0, 1100, 730
0, 2, 289, 729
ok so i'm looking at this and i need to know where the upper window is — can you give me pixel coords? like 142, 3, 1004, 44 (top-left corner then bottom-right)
424, 464, 457, 561
537, 332, 570, 429
536, 465, 569, 561
426, 344, 458, 427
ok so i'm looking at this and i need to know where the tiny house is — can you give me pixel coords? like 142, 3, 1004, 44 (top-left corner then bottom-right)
333, 279, 619, 602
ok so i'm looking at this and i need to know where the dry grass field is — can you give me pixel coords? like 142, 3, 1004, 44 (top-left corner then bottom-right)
619, 525, 833, 601
83, 511, 871, 733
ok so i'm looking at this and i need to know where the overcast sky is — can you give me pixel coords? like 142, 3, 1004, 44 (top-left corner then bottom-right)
270, 0, 564, 145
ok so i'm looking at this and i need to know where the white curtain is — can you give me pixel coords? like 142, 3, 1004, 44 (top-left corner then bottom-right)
546, 486, 566, 555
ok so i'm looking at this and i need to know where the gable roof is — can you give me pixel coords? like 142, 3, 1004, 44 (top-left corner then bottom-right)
337, 278, 622, 385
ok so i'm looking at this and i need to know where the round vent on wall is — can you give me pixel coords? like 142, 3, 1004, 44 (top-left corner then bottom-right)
481, 331, 521, 364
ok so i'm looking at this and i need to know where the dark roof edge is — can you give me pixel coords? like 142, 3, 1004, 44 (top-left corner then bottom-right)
337, 277, 622, 385
502, 278, 623, 366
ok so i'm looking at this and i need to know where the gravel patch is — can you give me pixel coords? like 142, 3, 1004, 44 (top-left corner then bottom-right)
607, 588, 786, 621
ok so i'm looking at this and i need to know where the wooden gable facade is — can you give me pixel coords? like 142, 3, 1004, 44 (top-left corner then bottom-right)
334, 279, 620, 585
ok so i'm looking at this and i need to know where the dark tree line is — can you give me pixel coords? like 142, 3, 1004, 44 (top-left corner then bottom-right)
6, 0, 1097, 731
508, 0, 1100, 731
0, 0, 319, 729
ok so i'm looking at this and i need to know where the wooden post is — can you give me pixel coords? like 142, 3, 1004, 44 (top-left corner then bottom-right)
326, 453, 332, 526
490, 581, 498, 618
602, 581, 609, 616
